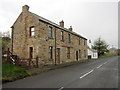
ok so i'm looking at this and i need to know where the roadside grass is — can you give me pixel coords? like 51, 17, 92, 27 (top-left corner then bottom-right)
2, 62, 31, 82
2, 59, 87, 83
100, 53, 117, 58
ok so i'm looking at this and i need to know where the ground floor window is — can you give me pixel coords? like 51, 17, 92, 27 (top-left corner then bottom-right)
67, 47, 70, 59
79, 49, 81, 58
84, 50, 86, 58
48, 46, 53, 60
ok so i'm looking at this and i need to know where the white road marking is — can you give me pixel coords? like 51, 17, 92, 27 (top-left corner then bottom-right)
80, 70, 94, 79
104, 62, 107, 64
58, 87, 64, 90
97, 64, 103, 69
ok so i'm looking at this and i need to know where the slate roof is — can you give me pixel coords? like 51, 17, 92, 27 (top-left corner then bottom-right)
30, 12, 87, 40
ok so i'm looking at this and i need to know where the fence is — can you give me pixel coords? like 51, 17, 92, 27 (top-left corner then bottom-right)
6, 48, 39, 68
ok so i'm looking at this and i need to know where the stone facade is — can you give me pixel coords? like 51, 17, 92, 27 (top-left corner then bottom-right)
108, 48, 118, 55
11, 5, 88, 65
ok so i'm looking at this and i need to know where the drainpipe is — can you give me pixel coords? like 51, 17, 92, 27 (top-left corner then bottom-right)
11, 26, 14, 53
54, 27, 57, 65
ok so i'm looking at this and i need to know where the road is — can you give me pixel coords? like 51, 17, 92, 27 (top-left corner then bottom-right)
3, 56, 118, 88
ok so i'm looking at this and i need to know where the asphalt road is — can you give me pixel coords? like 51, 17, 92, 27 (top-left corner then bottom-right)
3, 56, 119, 88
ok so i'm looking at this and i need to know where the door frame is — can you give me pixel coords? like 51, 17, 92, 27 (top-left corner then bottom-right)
76, 51, 79, 61
56, 48, 60, 64
29, 47, 34, 59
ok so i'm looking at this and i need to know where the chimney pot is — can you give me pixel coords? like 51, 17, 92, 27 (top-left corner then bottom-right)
59, 20, 64, 27
22, 5, 29, 12
69, 26, 72, 31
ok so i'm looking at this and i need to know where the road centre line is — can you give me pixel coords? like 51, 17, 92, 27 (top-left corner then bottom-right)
58, 87, 64, 90
97, 64, 103, 69
104, 62, 107, 64
97, 61, 107, 69
80, 70, 94, 79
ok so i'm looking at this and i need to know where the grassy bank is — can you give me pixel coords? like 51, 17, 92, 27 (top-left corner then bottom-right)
2, 60, 87, 83
100, 53, 117, 58
2, 62, 31, 82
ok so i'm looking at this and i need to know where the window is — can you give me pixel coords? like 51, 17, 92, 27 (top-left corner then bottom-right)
68, 34, 71, 43
84, 40, 86, 45
30, 26, 35, 37
48, 26, 53, 38
79, 38, 80, 45
67, 47, 70, 59
60, 31, 64, 41
48, 46, 53, 60
79, 49, 81, 58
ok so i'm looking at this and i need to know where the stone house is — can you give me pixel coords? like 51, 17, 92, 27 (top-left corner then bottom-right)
109, 47, 118, 55
11, 5, 88, 65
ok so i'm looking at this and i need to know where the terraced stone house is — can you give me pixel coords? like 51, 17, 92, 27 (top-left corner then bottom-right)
11, 5, 88, 65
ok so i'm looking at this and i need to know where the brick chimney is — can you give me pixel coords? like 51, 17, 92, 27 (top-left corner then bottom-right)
69, 26, 72, 31
22, 5, 29, 12
59, 20, 64, 27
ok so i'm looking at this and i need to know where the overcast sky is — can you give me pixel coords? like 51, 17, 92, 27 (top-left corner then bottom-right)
0, 0, 119, 48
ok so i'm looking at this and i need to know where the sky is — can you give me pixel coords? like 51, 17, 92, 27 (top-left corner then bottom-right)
0, 0, 119, 48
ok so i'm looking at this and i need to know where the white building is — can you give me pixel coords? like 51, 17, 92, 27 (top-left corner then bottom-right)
88, 47, 98, 59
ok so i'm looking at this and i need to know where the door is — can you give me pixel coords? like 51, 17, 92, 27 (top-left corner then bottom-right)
29, 47, 33, 59
56, 48, 60, 64
76, 51, 78, 61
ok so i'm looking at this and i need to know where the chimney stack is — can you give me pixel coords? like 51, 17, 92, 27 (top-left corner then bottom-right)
69, 26, 72, 31
59, 20, 64, 27
22, 5, 29, 12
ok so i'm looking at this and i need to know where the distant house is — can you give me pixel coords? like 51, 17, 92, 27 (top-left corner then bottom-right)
109, 48, 118, 55
88, 47, 98, 59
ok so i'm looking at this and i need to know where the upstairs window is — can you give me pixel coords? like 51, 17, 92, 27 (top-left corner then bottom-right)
30, 26, 35, 37
60, 31, 64, 41
68, 33, 71, 43
48, 26, 53, 38
84, 40, 86, 45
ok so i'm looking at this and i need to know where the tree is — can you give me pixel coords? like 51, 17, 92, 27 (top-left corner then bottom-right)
2, 31, 10, 37
92, 37, 109, 57
0, 31, 11, 53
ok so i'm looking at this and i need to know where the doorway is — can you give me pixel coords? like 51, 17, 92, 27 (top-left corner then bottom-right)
29, 47, 33, 59
56, 48, 60, 64
76, 51, 78, 61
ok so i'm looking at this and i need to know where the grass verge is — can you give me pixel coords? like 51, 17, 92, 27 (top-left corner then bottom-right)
2, 62, 31, 83
100, 53, 117, 58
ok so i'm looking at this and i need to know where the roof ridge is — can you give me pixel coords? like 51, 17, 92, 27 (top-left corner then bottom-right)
30, 11, 87, 40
